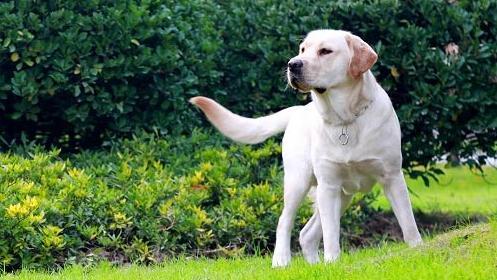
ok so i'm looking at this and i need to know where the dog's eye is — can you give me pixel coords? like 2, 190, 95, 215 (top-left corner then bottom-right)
301, 47, 305, 53
318, 48, 333, 55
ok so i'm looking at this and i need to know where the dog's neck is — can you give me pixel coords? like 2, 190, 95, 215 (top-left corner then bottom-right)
311, 71, 376, 126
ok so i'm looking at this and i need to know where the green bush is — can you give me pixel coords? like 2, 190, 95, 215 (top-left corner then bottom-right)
0, 131, 378, 270
0, 0, 496, 179
0, 0, 222, 144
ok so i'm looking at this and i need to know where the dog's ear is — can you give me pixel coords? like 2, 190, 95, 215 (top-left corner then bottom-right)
346, 34, 377, 79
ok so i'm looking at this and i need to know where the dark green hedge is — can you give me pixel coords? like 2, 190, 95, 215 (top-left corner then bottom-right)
0, 0, 223, 144
0, 0, 496, 177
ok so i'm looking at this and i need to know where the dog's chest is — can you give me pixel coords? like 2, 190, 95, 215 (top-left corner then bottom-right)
315, 157, 382, 194
310, 122, 386, 193
336, 160, 381, 194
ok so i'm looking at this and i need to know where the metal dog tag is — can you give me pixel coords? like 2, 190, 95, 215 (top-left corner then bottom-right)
339, 126, 349, 145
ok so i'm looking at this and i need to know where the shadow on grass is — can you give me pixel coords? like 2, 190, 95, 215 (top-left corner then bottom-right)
341, 210, 489, 249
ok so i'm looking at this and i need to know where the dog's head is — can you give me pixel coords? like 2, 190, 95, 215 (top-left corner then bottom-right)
287, 30, 377, 94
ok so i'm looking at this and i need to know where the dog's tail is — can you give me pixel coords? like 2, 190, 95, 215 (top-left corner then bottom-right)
190, 96, 299, 144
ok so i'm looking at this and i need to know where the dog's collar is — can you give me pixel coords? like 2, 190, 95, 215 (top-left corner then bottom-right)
338, 99, 373, 145
353, 99, 373, 118
337, 98, 373, 125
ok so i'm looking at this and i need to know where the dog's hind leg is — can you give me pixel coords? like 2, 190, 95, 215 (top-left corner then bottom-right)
272, 161, 313, 268
299, 191, 353, 264
299, 209, 321, 264
381, 171, 422, 247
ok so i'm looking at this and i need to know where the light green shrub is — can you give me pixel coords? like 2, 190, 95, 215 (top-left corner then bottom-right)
0, 131, 376, 270
0, 132, 321, 269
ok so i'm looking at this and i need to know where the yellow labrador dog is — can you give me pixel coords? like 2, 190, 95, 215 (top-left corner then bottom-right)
190, 29, 422, 267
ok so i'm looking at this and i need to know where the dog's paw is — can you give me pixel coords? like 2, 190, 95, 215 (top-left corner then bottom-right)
302, 250, 320, 264
406, 237, 423, 247
323, 252, 340, 264
301, 245, 319, 264
272, 251, 291, 268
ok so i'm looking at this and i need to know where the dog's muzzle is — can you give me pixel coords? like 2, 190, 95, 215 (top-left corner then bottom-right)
287, 59, 308, 91
288, 59, 303, 73
287, 59, 327, 94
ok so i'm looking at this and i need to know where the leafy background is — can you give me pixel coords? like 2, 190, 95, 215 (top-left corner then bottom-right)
0, 0, 495, 177
0, 0, 496, 271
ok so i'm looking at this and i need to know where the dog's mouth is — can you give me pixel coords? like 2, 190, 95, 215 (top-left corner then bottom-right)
289, 80, 327, 95
288, 73, 317, 93
287, 71, 327, 94
289, 77, 310, 93
315, 87, 327, 94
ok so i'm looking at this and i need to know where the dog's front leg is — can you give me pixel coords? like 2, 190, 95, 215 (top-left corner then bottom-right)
316, 184, 343, 263
382, 171, 422, 247
272, 170, 311, 268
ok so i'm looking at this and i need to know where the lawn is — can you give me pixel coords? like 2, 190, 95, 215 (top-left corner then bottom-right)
3, 166, 497, 280
374, 166, 497, 215
4, 222, 497, 280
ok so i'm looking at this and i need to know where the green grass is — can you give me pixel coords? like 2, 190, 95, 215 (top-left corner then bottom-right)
3, 166, 497, 280
4, 222, 497, 280
374, 166, 497, 215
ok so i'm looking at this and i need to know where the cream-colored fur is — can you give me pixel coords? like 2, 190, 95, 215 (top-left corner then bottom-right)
190, 29, 422, 268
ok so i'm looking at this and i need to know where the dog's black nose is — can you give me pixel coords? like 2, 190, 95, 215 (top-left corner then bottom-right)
288, 60, 303, 71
